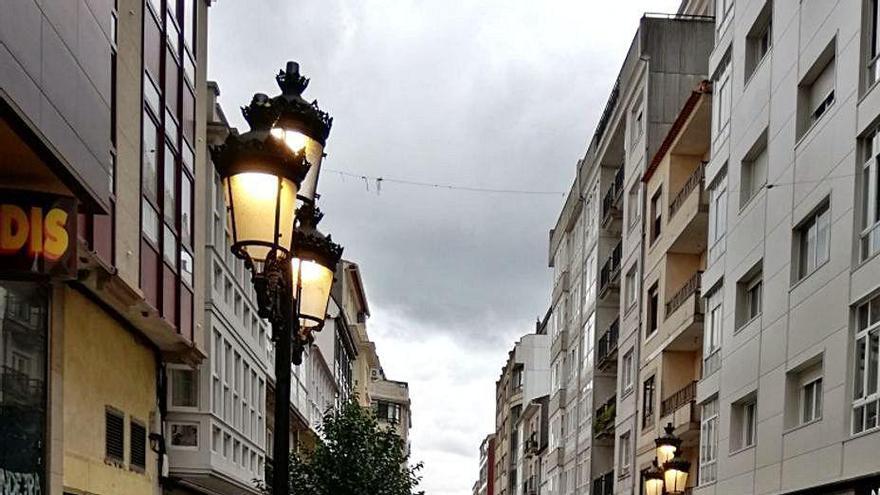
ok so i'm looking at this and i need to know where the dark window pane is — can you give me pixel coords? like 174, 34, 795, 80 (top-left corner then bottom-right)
184, 52, 195, 87
130, 421, 146, 469
183, 0, 195, 53
181, 174, 192, 246
181, 286, 193, 341
163, 224, 178, 268
182, 142, 194, 174
165, 46, 180, 115
142, 112, 159, 201
163, 146, 177, 224
144, 12, 162, 82
165, 109, 179, 149
182, 85, 195, 145
162, 263, 178, 322
141, 240, 159, 308
145, 74, 161, 115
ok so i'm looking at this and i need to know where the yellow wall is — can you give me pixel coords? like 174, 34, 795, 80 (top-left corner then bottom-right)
62, 287, 159, 495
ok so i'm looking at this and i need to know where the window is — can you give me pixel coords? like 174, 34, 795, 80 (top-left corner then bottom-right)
867, 0, 880, 87
708, 168, 728, 262
861, 129, 880, 260
627, 182, 641, 229
716, 0, 734, 34
797, 39, 836, 138
171, 422, 199, 448
647, 284, 659, 337
704, 287, 723, 377
631, 104, 644, 148
624, 265, 639, 309
642, 375, 656, 428
795, 201, 830, 280
736, 266, 763, 329
740, 131, 768, 207
130, 420, 147, 470
105, 408, 125, 463
699, 398, 719, 485
512, 366, 524, 392
650, 189, 662, 243
621, 349, 634, 394
712, 53, 732, 145
802, 378, 823, 423
171, 367, 199, 408
853, 294, 880, 434
731, 396, 757, 451
745, 1, 772, 81
618, 432, 631, 475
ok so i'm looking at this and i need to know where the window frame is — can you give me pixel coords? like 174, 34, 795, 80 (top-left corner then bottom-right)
708, 168, 728, 262
795, 201, 831, 281
642, 375, 656, 429
801, 377, 823, 424
853, 294, 880, 435
699, 397, 719, 486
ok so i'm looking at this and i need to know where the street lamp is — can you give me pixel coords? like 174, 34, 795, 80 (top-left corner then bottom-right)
643, 460, 665, 495
210, 62, 339, 495
655, 422, 682, 465
644, 422, 691, 495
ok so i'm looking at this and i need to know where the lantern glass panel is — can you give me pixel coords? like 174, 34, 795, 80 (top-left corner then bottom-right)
657, 444, 677, 465
271, 128, 324, 202
645, 478, 664, 495
292, 259, 334, 328
664, 467, 689, 494
225, 172, 297, 261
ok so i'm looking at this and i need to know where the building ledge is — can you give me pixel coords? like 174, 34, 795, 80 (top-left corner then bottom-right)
75, 242, 205, 365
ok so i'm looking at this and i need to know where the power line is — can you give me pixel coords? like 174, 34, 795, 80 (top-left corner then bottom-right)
323, 168, 568, 197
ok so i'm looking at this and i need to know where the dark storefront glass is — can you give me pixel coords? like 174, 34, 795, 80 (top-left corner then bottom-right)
0, 281, 47, 494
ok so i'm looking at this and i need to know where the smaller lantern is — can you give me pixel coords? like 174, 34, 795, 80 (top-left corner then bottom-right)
643, 460, 665, 495
663, 454, 691, 494
291, 202, 343, 333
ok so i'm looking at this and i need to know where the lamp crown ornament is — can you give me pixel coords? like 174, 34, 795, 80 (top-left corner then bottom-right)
272, 61, 333, 145
240, 92, 278, 131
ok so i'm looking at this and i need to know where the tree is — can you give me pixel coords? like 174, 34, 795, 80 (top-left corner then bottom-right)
260, 398, 423, 495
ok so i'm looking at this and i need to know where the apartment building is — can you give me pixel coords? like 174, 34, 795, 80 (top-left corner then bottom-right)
684, 0, 880, 493
544, 12, 713, 495
1, 0, 210, 494
519, 395, 549, 495
636, 80, 712, 494
475, 433, 496, 495
493, 325, 550, 495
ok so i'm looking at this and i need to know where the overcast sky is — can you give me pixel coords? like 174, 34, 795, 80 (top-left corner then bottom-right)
208, 1, 681, 493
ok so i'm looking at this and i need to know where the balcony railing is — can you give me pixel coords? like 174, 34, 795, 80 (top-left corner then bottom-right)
599, 241, 623, 296
1, 366, 43, 406
593, 396, 616, 438
669, 163, 705, 218
523, 475, 539, 495
661, 381, 698, 418
665, 271, 703, 317
592, 471, 615, 495
601, 166, 625, 224
596, 318, 620, 368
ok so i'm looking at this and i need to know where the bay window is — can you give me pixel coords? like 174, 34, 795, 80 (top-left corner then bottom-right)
853, 294, 880, 434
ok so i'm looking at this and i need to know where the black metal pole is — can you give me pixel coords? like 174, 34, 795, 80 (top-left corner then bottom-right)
271, 259, 293, 495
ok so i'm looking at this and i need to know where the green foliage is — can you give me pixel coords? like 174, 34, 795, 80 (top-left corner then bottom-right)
258, 398, 423, 495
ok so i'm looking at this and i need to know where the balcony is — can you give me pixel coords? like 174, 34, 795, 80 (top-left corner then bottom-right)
660, 381, 700, 441
1, 366, 43, 406
667, 163, 708, 255
663, 271, 704, 352
523, 475, 539, 495
598, 241, 622, 297
592, 471, 615, 495
524, 432, 539, 457
593, 396, 616, 439
601, 166, 625, 227
596, 318, 619, 370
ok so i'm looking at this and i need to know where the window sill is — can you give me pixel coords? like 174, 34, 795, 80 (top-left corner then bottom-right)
743, 51, 771, 89
790, 258, 830, 291
621, 387, 634, 400
734, 313, 762, 334
729, 444, 756, 456
783, 417, 822, 435
847, 424, 880, 441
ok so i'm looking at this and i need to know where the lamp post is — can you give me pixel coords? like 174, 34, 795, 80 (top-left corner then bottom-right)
644, 422, 691, 495
211, 62, 341, 495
